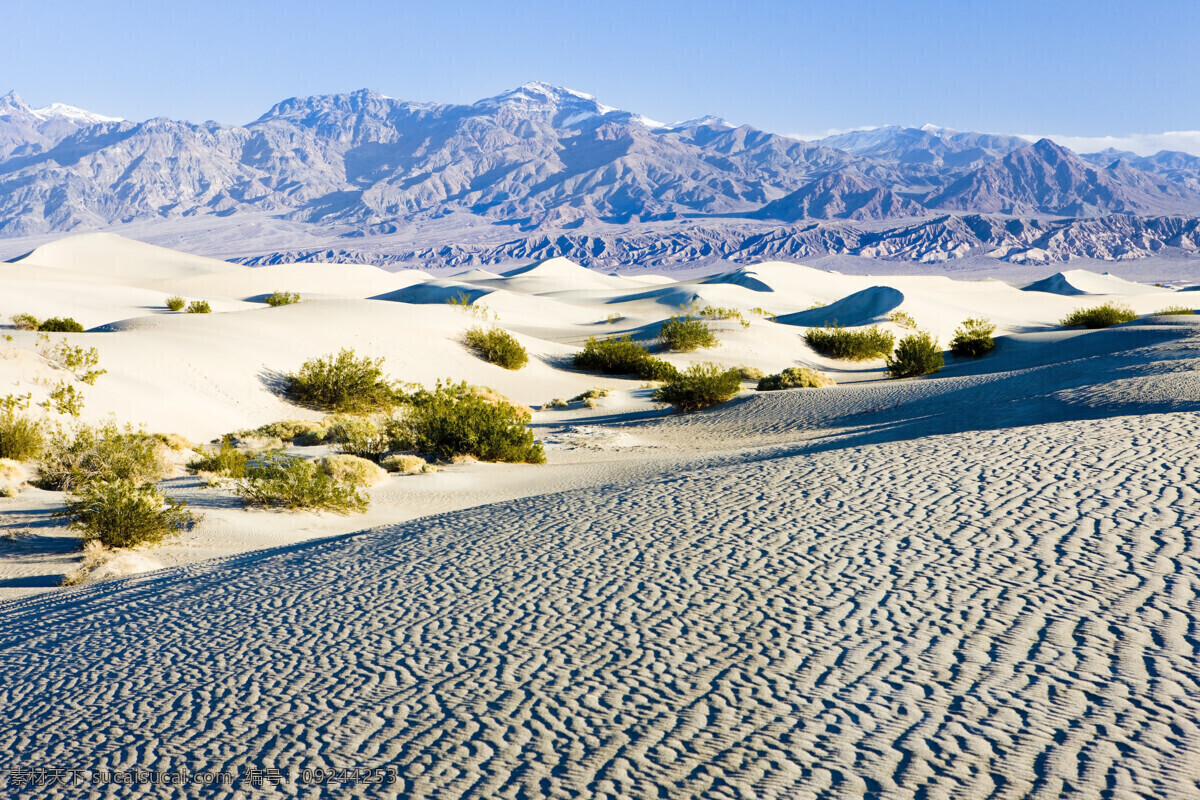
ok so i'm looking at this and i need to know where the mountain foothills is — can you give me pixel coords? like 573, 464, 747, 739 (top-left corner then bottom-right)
3, 84, 1200, 268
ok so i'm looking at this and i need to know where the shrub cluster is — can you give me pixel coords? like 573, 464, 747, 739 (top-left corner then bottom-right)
403, 381, 545, 463
265, 291, 301, 307
573, 336, 679, 380
950, 317, 997, 357
188, 437, 249, 478
285, 349, 406, 413
757, 367, 835, 391
39, 317, 85, 333
660, 315, 718, 352
0, 394, 43, 461
805, 324, 895, 360
56, 479, 195, 549
465, 326, 529, 370
653, 363, 743, 412
36, 422, 169, 491
886, 332, 945, 378
1061, 302, 1138, 329
236, 451, 368, 513
165, 296, 186, 311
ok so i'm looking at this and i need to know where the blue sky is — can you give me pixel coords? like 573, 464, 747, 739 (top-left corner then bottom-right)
4, 0, 1198, 148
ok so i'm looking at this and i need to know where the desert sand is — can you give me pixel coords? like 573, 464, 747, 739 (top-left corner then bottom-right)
3, 234, 1200, 797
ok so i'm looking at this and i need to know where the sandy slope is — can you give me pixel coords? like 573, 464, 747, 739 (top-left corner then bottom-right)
4, 235, 1200, 797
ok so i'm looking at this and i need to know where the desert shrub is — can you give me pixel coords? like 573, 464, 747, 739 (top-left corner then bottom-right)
237, 419, 328, 445
56, 479, 194, 549
186, 300, 212, 314
698, 306, 750, 329
0, 394, 43, 461
285, 349, 406, 413
165, 296, 186, 311
757, 367, 835, 391
653, 363, 743, 412
235, 451, 368, 513
570, 388, 610, 402
887, 310, 917, 329
402, 381, 545, 463
11, 313, 40, 331
43, 381, 84, 417
39, 317, 85, 333
318, 454, 387, 486
381, 454, 427, 474
188, 437, 248, 478
733, 365, 765, 381
152, 432, 194, 452
887, 332, 945, 378
660, 315, 717, 352
950, 317, 997, 357
1154, 305, 1194, 316
464, 326, 528, 370
1061, 302, 1137, 329
324, 415, 397, 461
606, 313, 624, 324
543, 398, 569, 409
573, 336, 679, 381
750, 307, 777, 320
265, 291, 301, 307
39, 339, 105, 384
805, 324, 895, 360
36, 422, 169, 491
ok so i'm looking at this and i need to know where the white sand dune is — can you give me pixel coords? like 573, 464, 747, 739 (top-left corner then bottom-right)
1023, 268, 1163, 296
4, 234, 1200, 797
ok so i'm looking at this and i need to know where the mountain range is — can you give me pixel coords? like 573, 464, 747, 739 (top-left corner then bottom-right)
3, 83, 1200, 268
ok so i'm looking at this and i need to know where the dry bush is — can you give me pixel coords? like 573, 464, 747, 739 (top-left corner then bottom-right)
37, 422, 170, 491
236, 451, 368, 513
757, 367, 835, 391
318, 454, 388, 487
381, 454, 426, 474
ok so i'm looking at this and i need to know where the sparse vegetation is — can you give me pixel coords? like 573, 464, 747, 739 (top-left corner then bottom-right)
38, 317, 85, 333
56, 479, 195, 549
285, 349, 407, 413
750, 307, 777, 320
570, 388, 610, 402
445, 291, 495, 320
165, 296, 186, 311
606, 313, 624, 324
573, 336, 679, 381
325, 415, 400, 462
235, 451, 369, 513
950, 317, 997, 357
698, 306, 750, 329
1153, 305, 1194, 316
36, 422, 169, 491
1061, 302, 1138, 329
887, 310, 917, 330
11, 313, 40, 331
188, 437, 249, 478
236, 419, 328, 445
757, 367, 835, 391
265, 291, 301, 307
186, 300, 212, 314
39, 339, 105, 384
887, 332, 945, 378
543, 398, 569, 409
0, 394, 43, 461
660, 314, 718, 352
402, 381, 545, 463
464, 326, 529, 370
42, 381, 84, 417
654, 363, 743, 412
805, 324, 895, 360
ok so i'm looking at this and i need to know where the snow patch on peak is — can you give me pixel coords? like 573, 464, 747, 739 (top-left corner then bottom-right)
31, 102, 123, 124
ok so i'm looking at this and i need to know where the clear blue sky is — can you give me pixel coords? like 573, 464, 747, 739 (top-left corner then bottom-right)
4, 0, 1198, 138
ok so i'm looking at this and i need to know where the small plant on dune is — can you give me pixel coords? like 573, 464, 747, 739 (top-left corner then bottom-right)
886, 332, 945, 378
39, 339, 105, 384
236, 451, 368, 513
318, 454, 387, 487
606, 313, 624, 324
0, 394, 43, 461
165, 296, 186, 311
950, 317, 997, 358
733, 365, 765, 381
186, 300, 212, 314
570, 388, 610, 402
36, 421, 169, 492
1061, 302, 1138, 329
1153, 305, 1194, 316
38, 317, 85, 333
808, 301, 827, 310
805, 324, 895, 361
573, 336, 679, 381
757, 367, 835, 391
445, 291, 494, 320
543, 397, 569, 409
698, 306, 750, 329
188, 437, 249, 479
660, 314, 718, 352
265, 291, 301, 307
285, 348, 407, 413
11, 313, 40, 331
401, 381, 545, 463
55, 479, 195, 549
750, 307, 777, 320
41, 381, 84, 417
887, 310, 917, 330
653, 363, 743, 412
464, 326, 529, 370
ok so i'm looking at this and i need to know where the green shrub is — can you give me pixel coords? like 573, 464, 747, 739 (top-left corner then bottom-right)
36, 422, 169, 491
653, 363, 743, 412
697, 306, 750, 329
1154, 305, 1194, 316
0, 394, 43, 461
660, 315, 718, 352
887, 310, 917, 329
265, 291, 301, 307
235, 451, 368, 513
950, 317, 997, 357
39, 317, 85, 333
757, 367, 835, 391
318, 454, 387, 486
887, 332, 945, 378
188, 437, 249, 478
11, 313, 40, 331
165, 296, 186, 311
186, 300, 212, 314
1061, 302, 1138, 329
402, 381, 545, 463
805, 324, 895, 360
573, 336, 679, 381
42, 381, 84, 417
464, 326, 529, 370
38, 339, 105, 384
56, 479, 194, 549
285, 349, 406, 413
